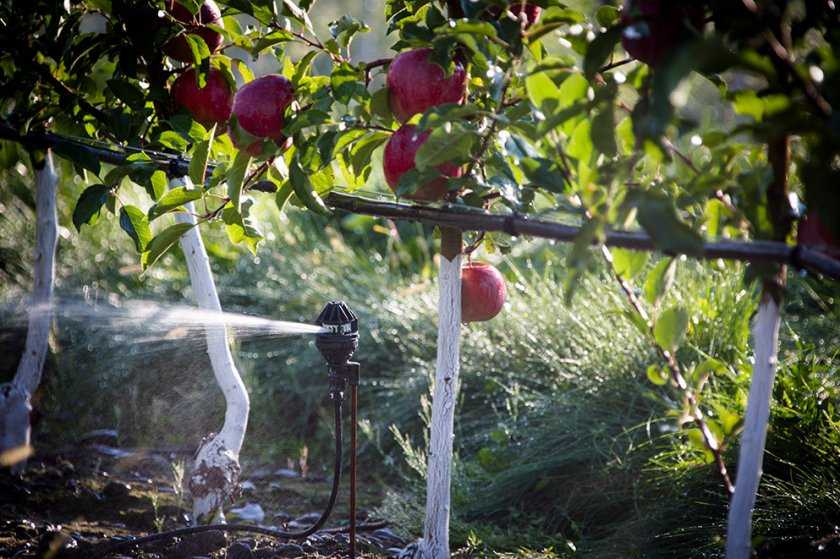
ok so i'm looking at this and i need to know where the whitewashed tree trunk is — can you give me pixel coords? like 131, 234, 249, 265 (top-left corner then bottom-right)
418, 228, 462, 559
170, 176, 250, 523
726, 294, 782, 559
0, 150, 58, 468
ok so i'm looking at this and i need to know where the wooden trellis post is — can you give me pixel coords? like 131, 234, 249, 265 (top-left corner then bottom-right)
418, 227, 463, 559
169, 176, 250, 524
0, 150, 58, 468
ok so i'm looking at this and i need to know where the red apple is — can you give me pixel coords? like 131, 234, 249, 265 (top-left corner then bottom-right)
461, 262, 507, 323
798, 211, 840, 259
231, 75, 294, 142
171, 68, 233, 127
383, 124, 463, 202
387, 48, 468, 123
164, 0, 224, 63
620, 0, 705, 67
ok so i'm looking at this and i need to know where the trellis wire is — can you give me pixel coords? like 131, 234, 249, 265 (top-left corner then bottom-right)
2, 127, 839, 281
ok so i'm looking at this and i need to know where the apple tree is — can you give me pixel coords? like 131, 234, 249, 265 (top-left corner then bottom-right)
1, 0, 839, 556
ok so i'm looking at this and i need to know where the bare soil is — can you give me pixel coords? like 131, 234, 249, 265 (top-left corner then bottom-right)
0, 444, 404, 558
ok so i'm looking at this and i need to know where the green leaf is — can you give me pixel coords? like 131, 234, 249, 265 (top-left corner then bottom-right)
525, 71, 561, 111
189, 124, 216, 186
292, 50, 319, 86
691, 358, 726, 388
584, 26, 622, 78
732, 90, 764, 121
712, 402, 742, 436
226, 151, 251, 210
150, 170, 168, 201
557, 74, 589, 109
222, 206, 263, 254
141, 222, 194, 271
612, 248, 649, 280
328, 15, 370, 49
233, 58, 254, 83
646, 364, 668, 386
330, 63, 364, 105
644, 257, 677, 306
72, 184, 110, 231
275, 180, 294, 213
185, 33, 211, 65
566, 119, 593, 162
148, 187, 203, 220
119, 205, 152, 252
370, 87, 392, 121
591, 106, 617, 158
158, 131, 189, 151
633, 191, 704, 257
289, 159, 331, 215
107, 79, 145, 109
519, 157, 567, 194
415, 124, 476, 171
252, 29, 294, 55
654, 306, 689, 351
395, 167, 445, 198
174, 0, 200, 14
595, 5, 620, 27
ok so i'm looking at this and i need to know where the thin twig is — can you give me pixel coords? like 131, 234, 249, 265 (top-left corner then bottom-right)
599, 57, 634, 73
600, 245, 735, 496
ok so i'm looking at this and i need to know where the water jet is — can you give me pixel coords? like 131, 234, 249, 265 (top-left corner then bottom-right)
89, 300, 368, 558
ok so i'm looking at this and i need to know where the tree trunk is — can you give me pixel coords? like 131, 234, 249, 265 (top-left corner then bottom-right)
0, 150, 58, 468
418, 227, 462, 559
170, 176, 250, 523
726, 136, 790, 559
725, 294, 781, 559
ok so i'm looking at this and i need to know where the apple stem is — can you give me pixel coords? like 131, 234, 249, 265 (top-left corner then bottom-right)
0, 149, 58, 470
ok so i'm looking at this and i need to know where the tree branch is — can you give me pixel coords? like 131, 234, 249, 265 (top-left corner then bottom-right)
600, 246, 734, 496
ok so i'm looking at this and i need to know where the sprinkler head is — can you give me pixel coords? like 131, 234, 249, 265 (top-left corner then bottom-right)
315, 301, 359, 397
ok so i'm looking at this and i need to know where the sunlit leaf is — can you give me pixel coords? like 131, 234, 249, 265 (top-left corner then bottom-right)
654, 306, 689, 351
119, 205, 152, 252
141, 222, 194, 271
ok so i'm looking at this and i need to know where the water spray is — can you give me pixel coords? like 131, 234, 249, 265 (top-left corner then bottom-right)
90, 301, 369, 558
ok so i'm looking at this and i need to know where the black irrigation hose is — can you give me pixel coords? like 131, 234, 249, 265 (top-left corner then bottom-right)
92, 398, 345, 558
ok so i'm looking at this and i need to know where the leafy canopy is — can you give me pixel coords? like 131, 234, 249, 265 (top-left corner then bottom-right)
0, 0, 838, 286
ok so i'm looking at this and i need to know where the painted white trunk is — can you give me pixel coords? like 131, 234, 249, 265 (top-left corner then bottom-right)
0, 150, 58, 466
170, 176, 250, 523
418, 247, 462, 559
725, 296, 782, 559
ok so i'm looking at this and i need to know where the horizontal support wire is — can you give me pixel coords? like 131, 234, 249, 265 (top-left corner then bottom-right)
3, 127, 839, 280
323, 192, 840, 280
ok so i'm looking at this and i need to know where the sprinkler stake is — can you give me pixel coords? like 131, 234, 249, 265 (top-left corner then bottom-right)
316, 301, 360, 559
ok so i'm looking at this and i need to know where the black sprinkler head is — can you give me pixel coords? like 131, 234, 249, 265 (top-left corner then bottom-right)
315, 301, 359, 382
316, 300, 359, 337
